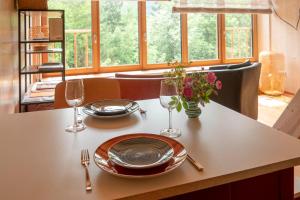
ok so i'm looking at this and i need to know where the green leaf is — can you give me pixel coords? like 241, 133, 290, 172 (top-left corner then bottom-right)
171, 96, 178, 101
206, 89, 213, 96
168, 100, 176, 106
176, 101, 182, 112
182, 100, 188, 110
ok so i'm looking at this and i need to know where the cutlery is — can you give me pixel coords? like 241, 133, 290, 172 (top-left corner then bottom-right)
139, 108, 147, 114
81, 149, 92, 191
187, 154, 204, 171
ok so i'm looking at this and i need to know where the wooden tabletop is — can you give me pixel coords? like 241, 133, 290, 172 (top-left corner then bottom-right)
1, 99, 300, 200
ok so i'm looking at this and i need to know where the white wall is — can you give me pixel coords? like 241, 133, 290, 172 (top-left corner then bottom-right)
258, 9, 300, 94
0, 0, 18, 114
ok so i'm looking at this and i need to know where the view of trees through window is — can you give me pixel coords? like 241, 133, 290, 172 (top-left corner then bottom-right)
225, 14, 253, 59
48, 0, 254, 71
100, 0, 139, 66
48, 0, 92, 69
146, 2, 181, 64
188, 14, 218, 61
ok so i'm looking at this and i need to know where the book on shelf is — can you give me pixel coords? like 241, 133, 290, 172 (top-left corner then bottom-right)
38, 63, 63, 72
29, 82, 58, 98
35, 81, 59, 90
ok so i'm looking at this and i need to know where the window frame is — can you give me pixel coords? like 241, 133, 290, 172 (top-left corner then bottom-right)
46, 1, 258, 77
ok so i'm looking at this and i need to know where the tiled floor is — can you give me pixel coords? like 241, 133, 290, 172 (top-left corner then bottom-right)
257, 93, 293, 127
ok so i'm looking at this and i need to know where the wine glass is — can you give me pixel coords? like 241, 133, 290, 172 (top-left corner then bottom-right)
159, 79, 181, 138
65, 79, 86, 133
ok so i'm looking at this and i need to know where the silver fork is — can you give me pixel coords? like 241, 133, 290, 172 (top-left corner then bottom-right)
139, 108, 147, 114
81, 149, 92, 191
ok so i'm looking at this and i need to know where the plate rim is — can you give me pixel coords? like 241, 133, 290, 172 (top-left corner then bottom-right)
90, 99, 133, 114
93, 133, 187, 178
82, 99, 139, 119
107, 136, 175, 169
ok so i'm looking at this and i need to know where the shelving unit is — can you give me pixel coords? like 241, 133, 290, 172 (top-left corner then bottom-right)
18, 9, 65, 112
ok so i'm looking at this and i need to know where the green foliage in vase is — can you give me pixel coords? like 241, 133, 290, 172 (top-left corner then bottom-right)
165, 62, 222, 112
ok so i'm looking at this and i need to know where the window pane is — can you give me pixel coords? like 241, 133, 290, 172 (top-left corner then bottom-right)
188, 14, 218, 61
147, 2, 181, 64
48, 0, 92, 69
225, 14, 253, 59
100, 0, 139, 66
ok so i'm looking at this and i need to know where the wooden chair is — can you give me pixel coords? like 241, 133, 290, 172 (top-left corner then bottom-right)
115, 78, 165, 100
273, 89, 300, 199
115, 72, 163, 78
273, 90, 300, 139
54, 78, 121, 109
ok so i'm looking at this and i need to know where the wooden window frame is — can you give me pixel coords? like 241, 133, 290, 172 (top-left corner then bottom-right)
45, 1, 258, 77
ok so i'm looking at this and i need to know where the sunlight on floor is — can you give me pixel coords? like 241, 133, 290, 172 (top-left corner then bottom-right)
258, 94, 293, 127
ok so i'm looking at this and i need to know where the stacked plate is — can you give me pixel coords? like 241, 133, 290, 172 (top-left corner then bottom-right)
94, 133, 187, 178
83, 99, 139, 119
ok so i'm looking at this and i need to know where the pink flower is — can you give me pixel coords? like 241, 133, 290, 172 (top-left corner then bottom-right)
183, 87, 193, 99
206, 72, 217, 85
184, 77, 193, 87
216, 80, 222, 90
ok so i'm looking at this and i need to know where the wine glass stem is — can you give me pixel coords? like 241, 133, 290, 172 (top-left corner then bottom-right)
168, 109, 172, 130
74, 106, 78, 130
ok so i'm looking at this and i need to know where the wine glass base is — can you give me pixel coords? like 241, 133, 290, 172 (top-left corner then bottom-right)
160, 128, 181, 138
77, 115, 83, 124
65, 123, 86, 133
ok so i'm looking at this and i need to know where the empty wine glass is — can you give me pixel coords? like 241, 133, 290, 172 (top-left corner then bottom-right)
65, 79, 86, 133
160, 79, 181, 138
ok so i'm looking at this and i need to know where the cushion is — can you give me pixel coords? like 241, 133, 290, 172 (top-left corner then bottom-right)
209, 65, 228, 70
228, 60, 251, 69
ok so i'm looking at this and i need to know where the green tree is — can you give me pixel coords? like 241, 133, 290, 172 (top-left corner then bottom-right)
48, 0, 92, 68
48, 0, 253, 68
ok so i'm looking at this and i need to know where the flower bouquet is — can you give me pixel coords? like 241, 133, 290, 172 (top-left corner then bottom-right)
165, 62, 222, 118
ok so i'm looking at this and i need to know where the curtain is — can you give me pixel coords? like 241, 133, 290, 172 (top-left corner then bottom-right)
172, 0, 272, 14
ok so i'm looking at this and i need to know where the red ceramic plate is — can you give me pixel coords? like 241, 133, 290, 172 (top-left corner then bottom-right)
94, 133, 187, 178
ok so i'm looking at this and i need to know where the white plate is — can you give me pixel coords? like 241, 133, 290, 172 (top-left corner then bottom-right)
90, 100, 133, 115
94, 133, 187, 178
108, 137, 174, 169
83, 100, 139, 119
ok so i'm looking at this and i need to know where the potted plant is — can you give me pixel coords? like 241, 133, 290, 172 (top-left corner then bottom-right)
165, 62, 222, 118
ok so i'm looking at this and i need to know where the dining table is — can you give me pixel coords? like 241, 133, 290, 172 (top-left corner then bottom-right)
1, 99, 300, 200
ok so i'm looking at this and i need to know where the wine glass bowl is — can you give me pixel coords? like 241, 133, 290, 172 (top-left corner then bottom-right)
159, 87, 178, 110
65, 79, 86, 133
159, 79, 181, 138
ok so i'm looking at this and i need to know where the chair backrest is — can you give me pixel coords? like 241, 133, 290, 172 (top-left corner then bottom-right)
115, 72, 163, 78
210, 62, 261, 119
273, 89, 300, 139
115, 78, 165, 100
54, 78, 121, 109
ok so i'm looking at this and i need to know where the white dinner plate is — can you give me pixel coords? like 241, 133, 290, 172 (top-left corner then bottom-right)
82, 99, 139, 119
108, 136, 174, 169
94, 133, 187, 178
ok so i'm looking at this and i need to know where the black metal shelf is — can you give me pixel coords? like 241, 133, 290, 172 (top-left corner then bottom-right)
18, 9, 65, 112
20, 40, 63, 44
19, 9, 63, 18
26, 48, 63, 54
21, 97, 54, 105
21, 67, 64, 75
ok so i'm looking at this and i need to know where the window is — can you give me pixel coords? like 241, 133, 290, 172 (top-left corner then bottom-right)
49, 1, 258, 74
188, 14, 218, 61
225, 14, 253, 59
48, 0, 93, 69
146, 1, 181, 64
100, 0, 139, 66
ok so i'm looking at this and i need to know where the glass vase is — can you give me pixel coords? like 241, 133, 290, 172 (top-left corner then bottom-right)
185, 101, 201, 118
